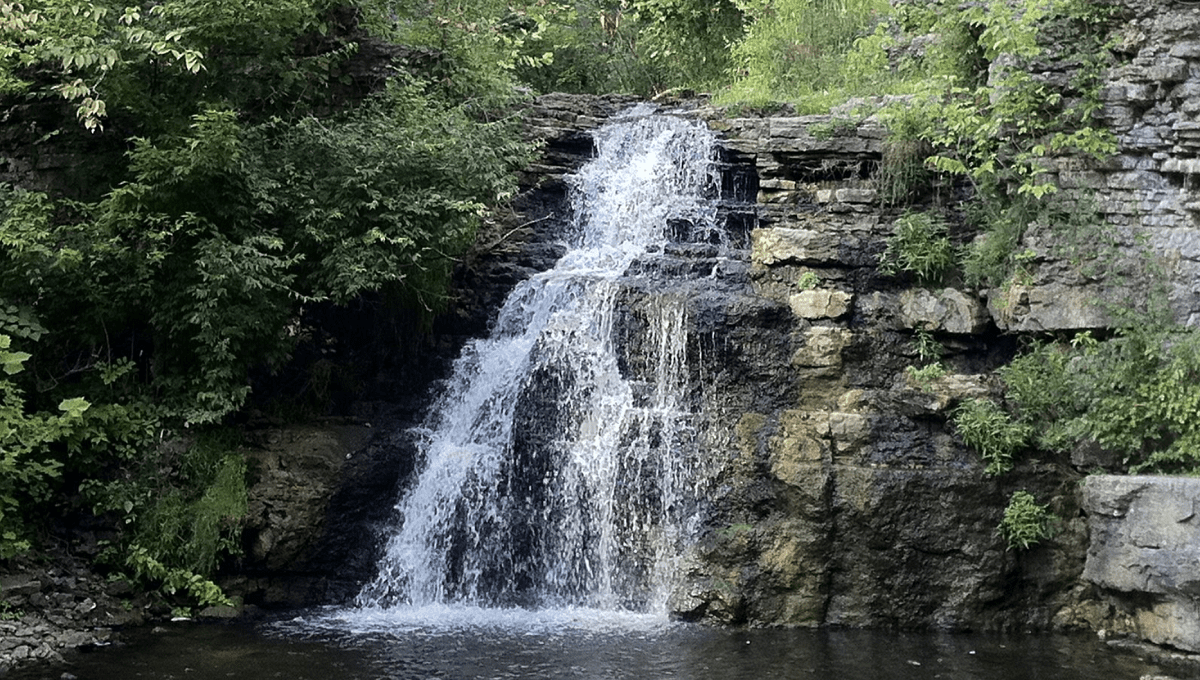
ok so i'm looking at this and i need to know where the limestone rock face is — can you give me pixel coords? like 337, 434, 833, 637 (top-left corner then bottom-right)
997, 0, 1200, 329
244, 68, 1200, 643
243, 426, 368, 571
900, 288, 990, 334
986, 283, 1112, 332
752, 228, 842, 266
652, 107, 1088, 632
1082, 476, 1200, 652
789, 289, 853, 319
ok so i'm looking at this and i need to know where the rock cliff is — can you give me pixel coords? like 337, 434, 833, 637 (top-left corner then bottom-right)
221, 0, 1200, 646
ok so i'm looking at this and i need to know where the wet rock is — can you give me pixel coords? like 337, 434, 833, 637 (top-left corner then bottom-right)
197, 605, 241, 619
234, 423, 388, 607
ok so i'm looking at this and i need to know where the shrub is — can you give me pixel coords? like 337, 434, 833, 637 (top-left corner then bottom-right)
953, 398, 1032, 476
994, 324, 1200, 474
878, 211, 955, 284
999, 490, 1056, 550
719, 0, 895, 111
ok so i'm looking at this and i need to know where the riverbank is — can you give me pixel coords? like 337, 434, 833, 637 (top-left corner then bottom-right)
1, 543, 150, 674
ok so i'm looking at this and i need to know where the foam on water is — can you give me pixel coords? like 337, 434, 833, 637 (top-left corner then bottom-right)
290, 603, 675, 638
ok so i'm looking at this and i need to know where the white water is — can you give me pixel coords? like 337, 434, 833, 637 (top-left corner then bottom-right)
349, 107, 722, 629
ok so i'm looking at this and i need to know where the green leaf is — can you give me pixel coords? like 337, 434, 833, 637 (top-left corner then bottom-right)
1, 351, 30, 375
57, 397, 91, 418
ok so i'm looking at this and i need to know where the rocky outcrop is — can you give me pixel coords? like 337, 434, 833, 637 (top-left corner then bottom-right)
0, 552, 138, 674
1082, 476, 1200, 652
649, 110, 1087, 631
999, 0, 1200, 330
222, 422, 410, 608
656, 0, 1200, 635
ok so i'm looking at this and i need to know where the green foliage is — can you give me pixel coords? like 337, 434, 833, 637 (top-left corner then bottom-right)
998, 339, 1078, 452
904, 362, 946, 393
251, 79, 530, 308
0, 0, 532, 618
998, 325, 1200, 474
878, 211, 954, 284
904, 326, 946, 392
719, 0, 894, 112
0, 333, 92, 558
0, 598, 23, 620
876, 109, 934, 207
797, 271, 821, 290
392, 0, 745, 95
1, 88, 532, 426
900, 0, 1118, 287
121, 545, 232, 612
131, 450, 246, 577
953, 398, 1032, 476
960, 195, 1041, 288
632, 0, 744, 90
362, 0, 548, 102
501, 1, 628, 93
0, 0, 202, 130
718, 522, 754, 537
87, 430, 246, 609
809, 116, 858, 140
912, 326, 943, 364
999, 490, 1056, 550
0, 0, 358, 132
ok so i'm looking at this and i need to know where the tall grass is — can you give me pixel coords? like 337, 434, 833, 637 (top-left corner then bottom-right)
716, 0, 926, 113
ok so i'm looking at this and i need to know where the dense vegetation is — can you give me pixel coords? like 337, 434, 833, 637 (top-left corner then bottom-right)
0, 0, 540, 608
2, 0, 1197, 603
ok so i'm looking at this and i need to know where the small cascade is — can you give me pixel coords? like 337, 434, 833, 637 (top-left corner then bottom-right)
354, 106, 726, 619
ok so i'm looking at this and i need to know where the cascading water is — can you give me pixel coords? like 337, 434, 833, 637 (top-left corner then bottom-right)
351, 106, 726, 626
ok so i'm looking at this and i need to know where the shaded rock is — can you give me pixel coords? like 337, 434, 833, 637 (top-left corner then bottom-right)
197, 605, 241, 619
243, 426, 372, 571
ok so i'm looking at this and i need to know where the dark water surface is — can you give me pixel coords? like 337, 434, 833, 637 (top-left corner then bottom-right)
8, 613, 1167, 680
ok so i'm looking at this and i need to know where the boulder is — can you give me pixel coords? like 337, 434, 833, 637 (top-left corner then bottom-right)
900, 288, 990, 334
1082, 475, 1200, 652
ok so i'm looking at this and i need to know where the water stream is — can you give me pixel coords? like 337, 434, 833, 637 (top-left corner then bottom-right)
354, 106, 721, 621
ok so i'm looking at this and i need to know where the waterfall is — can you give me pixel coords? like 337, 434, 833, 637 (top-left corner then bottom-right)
354, 106, 724, 620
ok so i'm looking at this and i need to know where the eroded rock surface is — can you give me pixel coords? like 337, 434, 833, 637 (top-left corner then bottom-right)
1083, 476, 1200, 652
